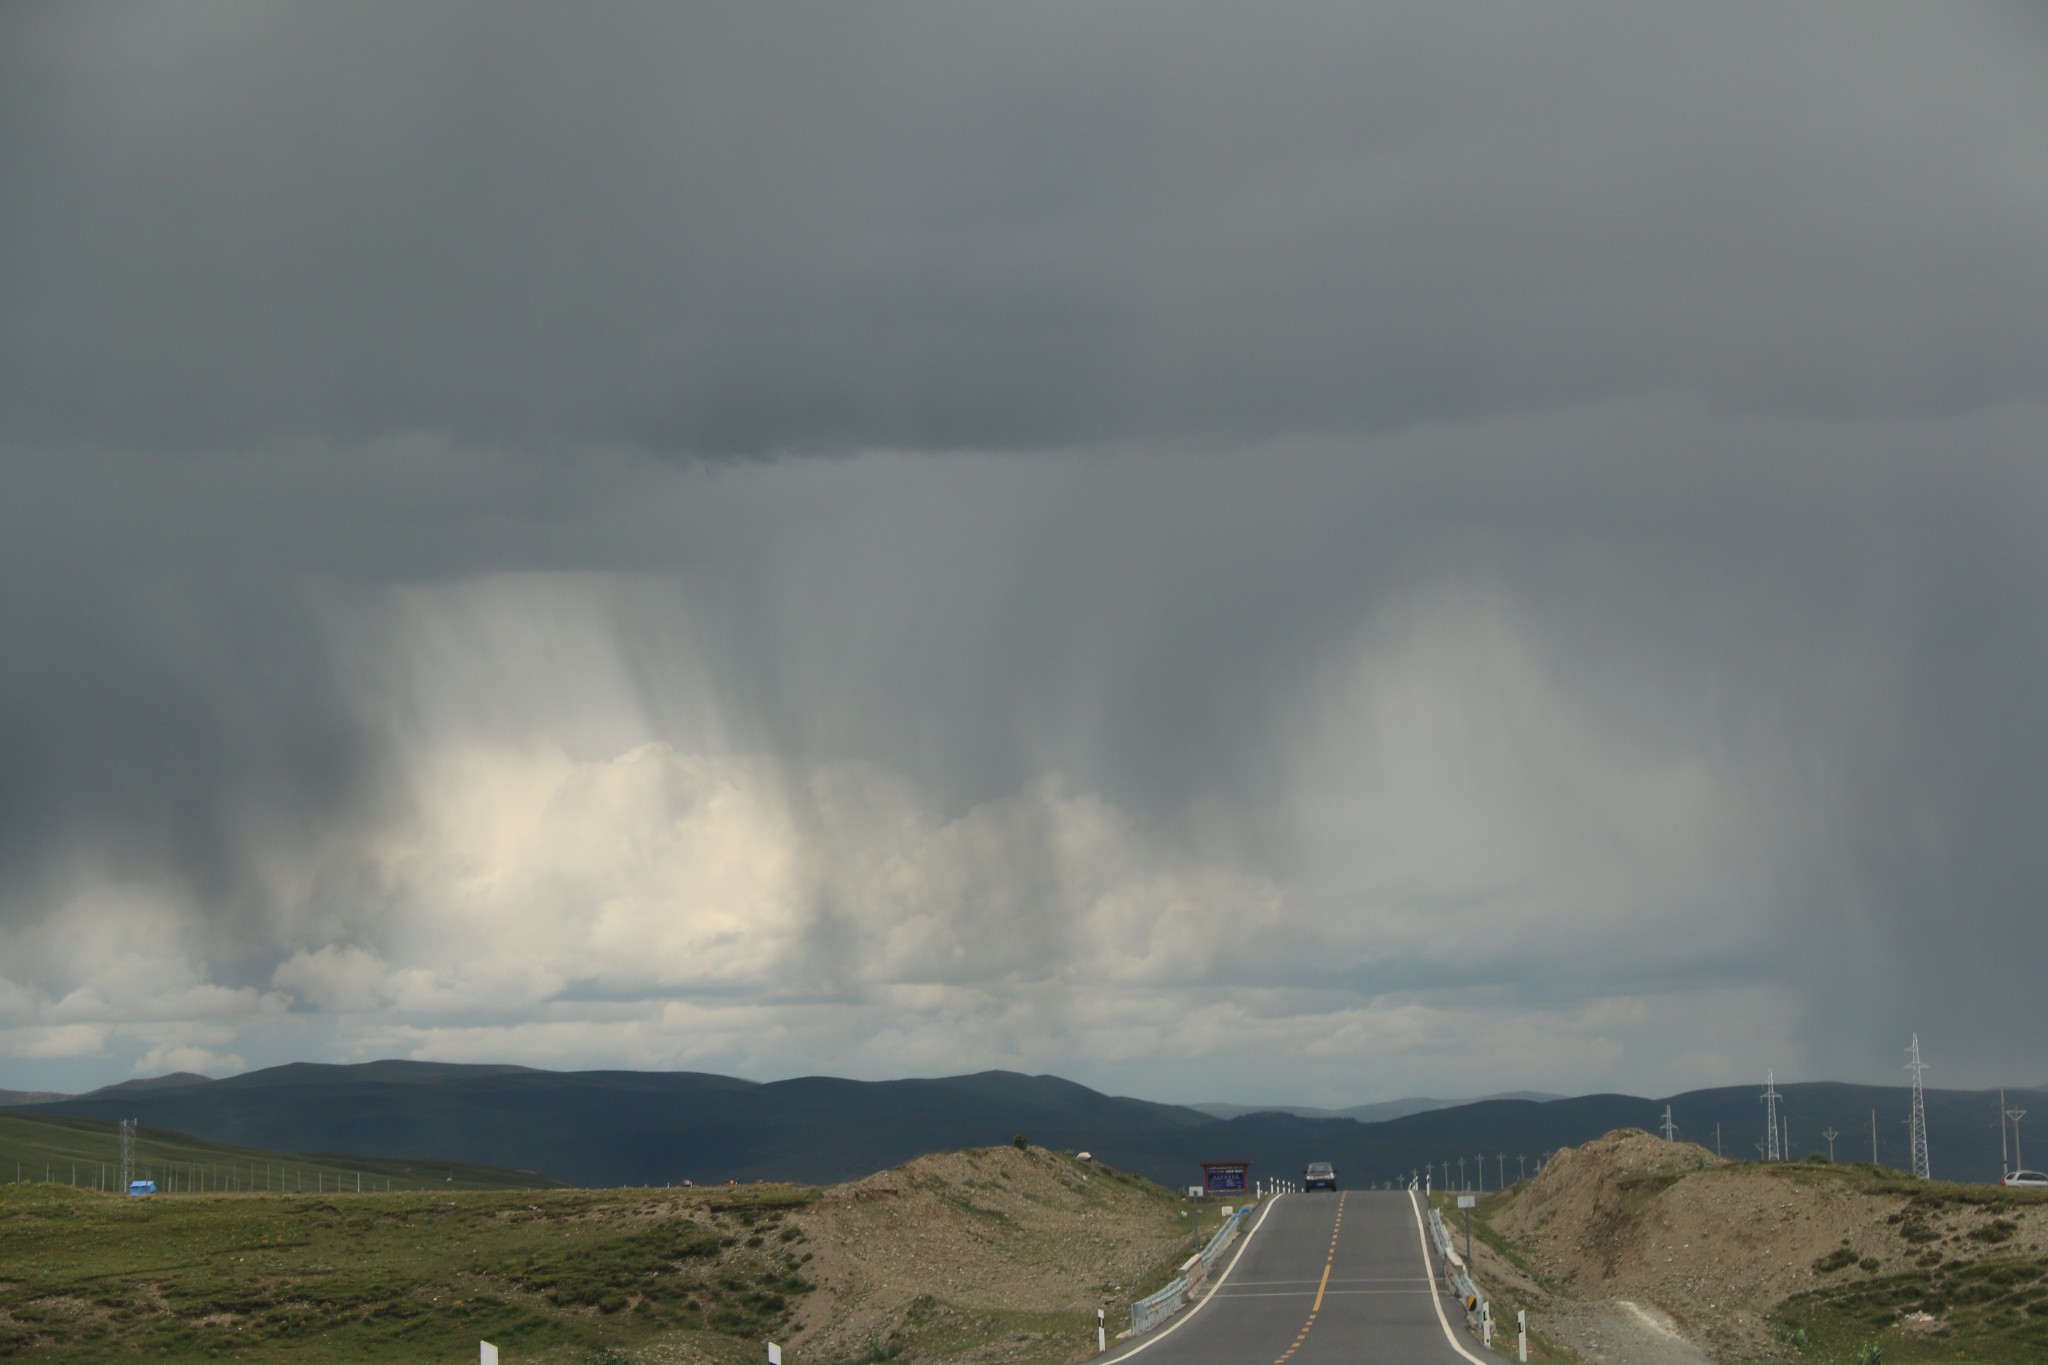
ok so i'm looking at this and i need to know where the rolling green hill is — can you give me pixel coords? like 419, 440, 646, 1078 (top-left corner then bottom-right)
26, 1063, 2042, 1194
34, 1064, 1212, 1188
0, 1176, 813, 1362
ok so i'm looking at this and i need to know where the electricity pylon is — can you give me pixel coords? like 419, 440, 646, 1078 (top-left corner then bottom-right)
1905, 1034, 1931, 1180
1761, 1072, 1782, 1161
1821, 1127, 1839, 1162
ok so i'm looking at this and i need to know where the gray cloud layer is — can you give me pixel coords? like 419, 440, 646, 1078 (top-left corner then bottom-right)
3, 3, 2047, 1100
8, 3, 2048, 452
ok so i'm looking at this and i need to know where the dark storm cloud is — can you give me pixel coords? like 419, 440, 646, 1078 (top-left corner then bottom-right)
5, 2, 2047, 453
3, 418, 2048, 1091
5, 3, 2048, 1097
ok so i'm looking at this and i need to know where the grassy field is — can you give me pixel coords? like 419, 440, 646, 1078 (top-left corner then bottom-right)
0, 1178, 817, 1362
1768, 1175, 2048, 1363
0, 1110, 567, 1195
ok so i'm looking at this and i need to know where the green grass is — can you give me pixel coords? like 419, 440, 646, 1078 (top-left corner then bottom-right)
0, 1110, 566, 1195
882, 1300, 1098, 1365
1773, 1254, 2048, 1362
0, 1179, 820, 1362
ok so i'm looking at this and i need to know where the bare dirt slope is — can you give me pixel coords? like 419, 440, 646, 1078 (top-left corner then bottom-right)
1473, 1128, 2048, 1362
785, 1145, 1189, 1365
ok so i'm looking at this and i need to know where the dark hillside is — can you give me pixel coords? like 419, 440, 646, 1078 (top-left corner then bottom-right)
39, 1064, 1213, 1187
34, 1063, 2042, 1191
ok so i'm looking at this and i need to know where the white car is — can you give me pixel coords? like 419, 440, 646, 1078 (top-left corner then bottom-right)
2002, 1169, 2048, 1188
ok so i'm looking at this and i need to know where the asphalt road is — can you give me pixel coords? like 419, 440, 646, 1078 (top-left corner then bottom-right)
1105, 1191, 1486, 1365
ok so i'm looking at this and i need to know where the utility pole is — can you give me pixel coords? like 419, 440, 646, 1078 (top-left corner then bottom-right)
1458, 1156, 1466, 1191
1498, 1153, 1505, 1190
1762, 1071, 1782, 1161
1660, 1105, 1678, 1142
1822, 1127, 1839, 1163
2008, 1102, 2028, 1172
1715, 1122, 1722, 1158
1871, 1109, 1878, 1167
2001, 1090, 2010, 1176
1517, 1154, 1526, 1183
1906, 1034, 1932, 1180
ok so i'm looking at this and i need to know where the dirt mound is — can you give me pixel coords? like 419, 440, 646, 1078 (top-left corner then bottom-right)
786, 1145, 1187, 1365
1482, 1129, 2048, 1361
1498, 1128, 1724, 1284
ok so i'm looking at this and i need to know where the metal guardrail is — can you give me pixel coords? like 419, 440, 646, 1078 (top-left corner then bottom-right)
1426, 1204, 1487, 1324
1128, 1205, 1253, 1335
1197, 1205, 1249, 1274
1129, 1275, 1190, 1335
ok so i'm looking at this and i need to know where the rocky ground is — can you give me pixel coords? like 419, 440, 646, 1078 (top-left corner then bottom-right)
1464, 1128, 2048, 1363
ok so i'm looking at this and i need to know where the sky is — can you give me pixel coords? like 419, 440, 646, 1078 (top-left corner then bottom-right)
3, 1, 2047, 1106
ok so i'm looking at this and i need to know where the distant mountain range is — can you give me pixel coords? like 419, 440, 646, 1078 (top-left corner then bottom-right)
15, 1063, 2043, 1191
0, 1089, 70, 1107
1186, 1093, 1565, 1124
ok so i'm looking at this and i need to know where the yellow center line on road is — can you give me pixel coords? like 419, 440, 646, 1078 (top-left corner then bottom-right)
1272, 1191, 1347, 1365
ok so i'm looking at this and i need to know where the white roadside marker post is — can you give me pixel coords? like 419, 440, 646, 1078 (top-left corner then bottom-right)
769, 1344, 783, 1365
1097, 1308, 1106, 1354
1518, 1309, 1528, 1362
480, 1343, 497, 1365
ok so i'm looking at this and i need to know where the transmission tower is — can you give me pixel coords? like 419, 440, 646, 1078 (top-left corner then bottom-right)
1905, 1034, 1931, 1180
1822, 1127, 1839, 1162
1761, 1071, 1782, 1161
1660, 1105, 1678, 1142
118, 1118, 136, 1192
2007, 1103, 2027, 1172
2000, 1090, 2010, 1176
